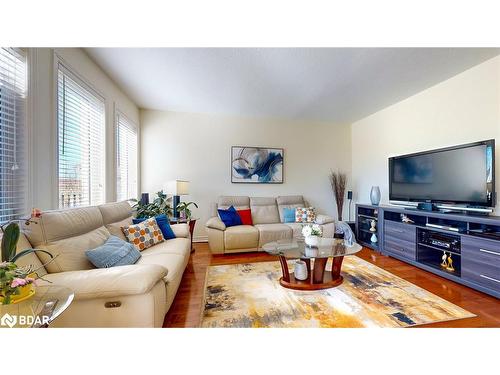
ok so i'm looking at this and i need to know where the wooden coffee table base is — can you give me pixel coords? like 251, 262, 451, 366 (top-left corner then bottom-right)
278, 255, 345, 291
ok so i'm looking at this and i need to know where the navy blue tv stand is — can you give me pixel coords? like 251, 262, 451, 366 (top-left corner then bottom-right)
355, 204, 500, 299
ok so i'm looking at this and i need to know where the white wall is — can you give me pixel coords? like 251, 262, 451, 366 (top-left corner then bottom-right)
141, 110, 352, 241
351, 56, 500, 214
28, 48, 140, 210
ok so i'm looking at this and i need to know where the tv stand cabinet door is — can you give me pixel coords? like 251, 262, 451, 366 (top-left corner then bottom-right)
462, 236, 500, 294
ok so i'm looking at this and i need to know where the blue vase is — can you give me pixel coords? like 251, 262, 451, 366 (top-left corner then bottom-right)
370, 186, 381, 205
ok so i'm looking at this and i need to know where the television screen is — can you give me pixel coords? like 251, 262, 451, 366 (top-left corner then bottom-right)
389, 140, 495, 206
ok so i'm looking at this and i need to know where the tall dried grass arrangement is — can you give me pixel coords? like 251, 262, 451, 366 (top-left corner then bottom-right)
329, 171, 347, 221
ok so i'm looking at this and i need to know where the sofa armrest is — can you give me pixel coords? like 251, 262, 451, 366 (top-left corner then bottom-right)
39, 264, 167, 301
171, 223, 190, 238
316, 214, 335, 225
206, 216, 226, 231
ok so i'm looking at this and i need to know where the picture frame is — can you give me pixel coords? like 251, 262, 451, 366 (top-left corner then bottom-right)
231, 146, 284, 184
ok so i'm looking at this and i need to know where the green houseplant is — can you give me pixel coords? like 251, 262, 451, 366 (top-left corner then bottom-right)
132, 191, 173, 219
1, 213, 54, 305
176, 201, 198, 220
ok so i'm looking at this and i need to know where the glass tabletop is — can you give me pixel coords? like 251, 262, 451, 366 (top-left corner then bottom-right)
262, 238, 362, 259
0, 285, 74, 328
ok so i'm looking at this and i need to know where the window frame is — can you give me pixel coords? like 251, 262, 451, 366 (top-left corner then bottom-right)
54, 53, 107, 209
114, 107, 139, 202
0, 47, 28, 222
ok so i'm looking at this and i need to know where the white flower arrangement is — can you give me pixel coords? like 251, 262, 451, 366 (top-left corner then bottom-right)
302, 223, 322, 237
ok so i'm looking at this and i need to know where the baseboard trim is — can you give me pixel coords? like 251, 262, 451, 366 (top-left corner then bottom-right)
193, 236, 208, 243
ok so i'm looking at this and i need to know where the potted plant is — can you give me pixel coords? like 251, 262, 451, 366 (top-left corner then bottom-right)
176, 201, 198, 220
132, 191, 173, 219
302, 224, 323, 247
0, 212, 54, 305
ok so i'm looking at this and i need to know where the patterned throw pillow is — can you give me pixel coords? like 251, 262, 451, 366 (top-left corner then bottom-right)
295, 207, 316, 223
122, 217, 164, 251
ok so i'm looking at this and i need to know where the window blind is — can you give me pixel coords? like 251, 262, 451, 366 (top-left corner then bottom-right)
0, 48, 26, 222
116, 112, 138, 201
57, 63, 105, 208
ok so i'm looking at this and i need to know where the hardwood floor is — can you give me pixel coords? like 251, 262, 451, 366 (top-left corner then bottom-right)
163, 242, 500, 328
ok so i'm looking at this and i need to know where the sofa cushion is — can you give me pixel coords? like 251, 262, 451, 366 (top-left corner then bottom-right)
285, 223, 304, 238
39, 264, 167, 300
122, 218, 164, 251
98, 201, 133, 225
250, 197, 280, 224
218, 206, 243, 227
224, 225, 259, 250
105, 217, 132, 241
137, 252, 186, 284
22, 206, 110, 273
217, 196, 250, 210
133, 214, 176, 239
86, 235, 141, 268
276, 195, 305, 222
13, 233, 48, 277
141, 238, 191, 257
170, 223, 190, 238
254, 223, 293, 247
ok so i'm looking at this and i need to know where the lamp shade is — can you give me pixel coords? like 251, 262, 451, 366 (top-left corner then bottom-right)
165, 180, 190, 195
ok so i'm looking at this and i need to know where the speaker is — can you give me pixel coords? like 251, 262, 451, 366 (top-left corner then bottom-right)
417, 202, 437, 211
347, 191, 353, 200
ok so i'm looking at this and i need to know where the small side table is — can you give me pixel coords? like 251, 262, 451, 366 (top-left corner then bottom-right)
169, 217, 198, 252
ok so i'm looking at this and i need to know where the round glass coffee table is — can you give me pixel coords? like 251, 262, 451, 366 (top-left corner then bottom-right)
262, 238, 362, 290
0, 285, 74, 328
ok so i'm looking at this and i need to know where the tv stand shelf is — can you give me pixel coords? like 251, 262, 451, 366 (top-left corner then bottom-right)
355, 204, 500, 299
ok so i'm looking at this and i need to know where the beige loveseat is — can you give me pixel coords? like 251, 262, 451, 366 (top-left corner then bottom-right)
206, 195, 335, 254
14, 201, 190, 327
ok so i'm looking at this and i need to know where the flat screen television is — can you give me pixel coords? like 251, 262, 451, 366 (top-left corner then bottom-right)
389, 140, 495, 207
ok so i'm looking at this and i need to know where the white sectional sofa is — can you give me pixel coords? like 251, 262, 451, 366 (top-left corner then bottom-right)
206, 195, 335, 254
15, 201, 190, 327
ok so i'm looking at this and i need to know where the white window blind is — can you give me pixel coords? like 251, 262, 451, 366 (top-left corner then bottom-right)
57, 63, 105, 208
116, 112, 138, 201
0, 48, 27, 222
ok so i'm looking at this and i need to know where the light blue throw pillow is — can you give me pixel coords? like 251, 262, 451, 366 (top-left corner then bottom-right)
283, 207, 296, 223
86, 235, 141, 268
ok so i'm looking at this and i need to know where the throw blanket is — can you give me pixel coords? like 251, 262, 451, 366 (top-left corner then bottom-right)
335, 221, 355, 246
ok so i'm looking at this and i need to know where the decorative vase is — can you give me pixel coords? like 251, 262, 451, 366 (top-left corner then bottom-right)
370, 186, 381, 205
0, 283, 36, 305
370, 233, 378, 243
294, 260, 308, 281
305, 235, 320, 247
304, 246, 319, 257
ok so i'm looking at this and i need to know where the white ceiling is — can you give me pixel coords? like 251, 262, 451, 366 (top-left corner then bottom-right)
86, 48, 500, 123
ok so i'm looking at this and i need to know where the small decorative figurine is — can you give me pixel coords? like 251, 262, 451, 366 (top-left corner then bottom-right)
400, 214, 414, 224
369, 219, 378, 243
441, 251, 448, 268
446, 253, 455, 272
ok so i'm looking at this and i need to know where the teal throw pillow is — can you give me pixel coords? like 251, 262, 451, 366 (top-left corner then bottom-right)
283, 207, 296, 223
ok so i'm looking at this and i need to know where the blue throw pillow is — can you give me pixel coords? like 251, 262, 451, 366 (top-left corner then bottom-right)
283, 207, 296, 223
86, 235, 141, 268
133, 214, 176, 239
218, 206, 243, 227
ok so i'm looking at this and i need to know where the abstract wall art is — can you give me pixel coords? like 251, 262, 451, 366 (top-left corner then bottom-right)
231, 146, 284, 183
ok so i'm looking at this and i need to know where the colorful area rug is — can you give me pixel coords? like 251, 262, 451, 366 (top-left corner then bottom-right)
200, 257, 475, 327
